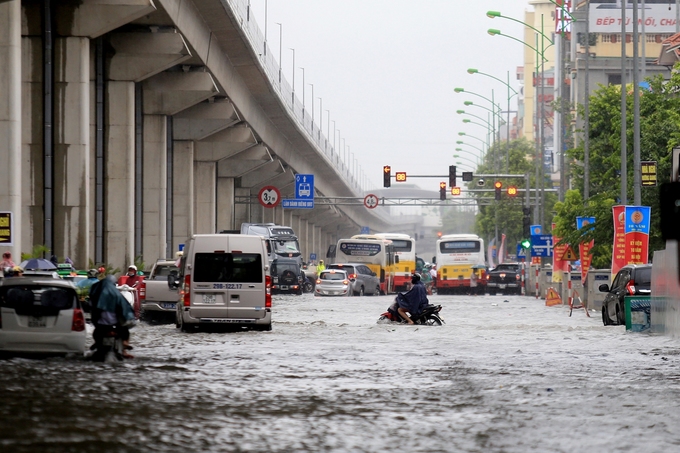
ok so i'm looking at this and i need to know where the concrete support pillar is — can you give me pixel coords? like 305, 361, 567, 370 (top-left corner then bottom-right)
301, 219, 309, 264
216, 177, 235, 231
172, 140, 194, 250
142, 114, 166, 262
0, 1, 21, 257
20, 36, 42, 251
105, 81, 135, 268
53, 37, 90, 266
194, 161, 215, 233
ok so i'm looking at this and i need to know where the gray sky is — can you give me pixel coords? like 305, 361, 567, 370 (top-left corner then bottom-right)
251, 0, 531, 191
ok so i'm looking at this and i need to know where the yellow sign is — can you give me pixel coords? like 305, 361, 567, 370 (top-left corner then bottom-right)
641, 161, 657, 187
545, 287, 562, 306
0, 212, 12, 245
561, 246, 578, 261
450, 186, 461, 196
395, 172, 407, 182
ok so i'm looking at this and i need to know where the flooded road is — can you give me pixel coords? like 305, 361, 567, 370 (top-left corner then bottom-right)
2, 293, 680, 452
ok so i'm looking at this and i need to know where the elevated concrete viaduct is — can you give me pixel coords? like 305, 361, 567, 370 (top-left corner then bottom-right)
0, 0, 392, 271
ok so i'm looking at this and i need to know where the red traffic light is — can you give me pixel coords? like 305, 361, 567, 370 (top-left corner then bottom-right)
507, 186, 518, 197
494, 181, 502, 189
451, 186, 461, 196
395, 171, 407, 182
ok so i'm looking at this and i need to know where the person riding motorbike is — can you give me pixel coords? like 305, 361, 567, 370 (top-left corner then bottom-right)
396, 273, 429, 324
76, 268, 100, 312
89, 275, 136, 358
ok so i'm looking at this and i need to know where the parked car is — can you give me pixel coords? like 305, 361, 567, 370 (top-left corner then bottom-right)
0, 276, 87, 356
486, 262, 522, 295
599, 264, 652, 326
326, 263, 380, 296
314, 269, 351, 297
141, 259, 179, 322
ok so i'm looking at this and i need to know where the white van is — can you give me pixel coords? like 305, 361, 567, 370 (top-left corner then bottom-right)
173, 234, 272, 331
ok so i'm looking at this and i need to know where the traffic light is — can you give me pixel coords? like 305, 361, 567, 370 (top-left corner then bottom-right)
494, 181, 502, 200
383, 165, 391, 187
507, 186, 518, 197
449, 165, 457, 187
520, 238, 531, 249
522, 206, 531, 238
451, 186, 461, 196
439, 182, 446, 200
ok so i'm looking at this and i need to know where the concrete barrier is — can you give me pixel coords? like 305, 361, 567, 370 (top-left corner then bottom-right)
587, 269, 611, 312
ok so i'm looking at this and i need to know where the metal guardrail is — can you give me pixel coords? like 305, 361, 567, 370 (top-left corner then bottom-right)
223, 0, 365, 194
234, 196, 541, 207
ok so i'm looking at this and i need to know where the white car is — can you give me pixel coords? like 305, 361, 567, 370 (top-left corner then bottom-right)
0, 276, 87, 356
314, 270, 352, 297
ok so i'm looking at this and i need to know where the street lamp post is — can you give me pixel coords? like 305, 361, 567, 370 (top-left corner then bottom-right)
487, 18, 553, 225
276, 23, 282, 83
467, 68, 519, 173
289, 48, 295, 107
456, 140, 485, 156
300, 67, 305, 120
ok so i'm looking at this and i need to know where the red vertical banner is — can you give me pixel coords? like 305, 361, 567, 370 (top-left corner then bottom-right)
552, 222, 566, 283
612, 205, 627, 277
576, 216, 595, 282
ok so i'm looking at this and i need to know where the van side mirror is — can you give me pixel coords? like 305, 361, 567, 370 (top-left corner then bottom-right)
167, 274, 180, 290
598, 283, 610, 293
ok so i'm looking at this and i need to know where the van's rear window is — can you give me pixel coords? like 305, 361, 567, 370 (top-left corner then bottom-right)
193, 253, 263, 283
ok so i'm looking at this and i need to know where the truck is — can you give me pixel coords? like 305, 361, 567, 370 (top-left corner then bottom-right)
140, 259, 179, 322
239, 223, 306, 295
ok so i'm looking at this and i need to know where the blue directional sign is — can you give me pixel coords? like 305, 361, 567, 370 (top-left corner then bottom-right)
310, 253, 317, 262
361, 226, 370, 234
295, 174, 315, 200
530, 234, 553, 257
281, 199, 314, 209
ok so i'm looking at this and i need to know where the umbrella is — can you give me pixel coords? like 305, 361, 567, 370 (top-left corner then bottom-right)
471, 264, 487, 270
20, 258, 57, 271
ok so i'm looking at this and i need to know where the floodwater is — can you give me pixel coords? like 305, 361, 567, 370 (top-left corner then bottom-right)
1, 293, 680, 452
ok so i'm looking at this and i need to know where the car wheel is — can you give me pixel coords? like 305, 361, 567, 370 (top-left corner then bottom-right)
602, 307, 610, 326
616, 303, 625, 325
375, 285, 381, 296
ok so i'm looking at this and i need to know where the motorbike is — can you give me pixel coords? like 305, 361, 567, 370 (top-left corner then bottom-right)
86, 284, 138, 362
378, 295, 444, 326
302, 275, 315, 293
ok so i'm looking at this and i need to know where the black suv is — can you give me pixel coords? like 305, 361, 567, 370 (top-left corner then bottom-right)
486, 263, 522, 295
270, 258, 304, 295
599, 264, 652, 326
326, 263, 381, 296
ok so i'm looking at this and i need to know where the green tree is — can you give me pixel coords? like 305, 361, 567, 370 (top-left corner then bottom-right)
565, 68, 680, 262
471, 138, 557, 252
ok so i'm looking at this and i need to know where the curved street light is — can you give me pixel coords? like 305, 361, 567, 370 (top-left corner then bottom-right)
463, 100, 504, 124
458, 132, 486, 147
456, 109, 491, 128
462, 118, 489, 130
453, 154, 479, 166
456, 140, 485, 155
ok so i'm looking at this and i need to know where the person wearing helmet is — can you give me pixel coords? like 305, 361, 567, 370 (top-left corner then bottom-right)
316, 259, 326, 276
396, 273, 429, 324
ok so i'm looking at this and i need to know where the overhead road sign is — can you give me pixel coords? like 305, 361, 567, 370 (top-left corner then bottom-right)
530, 234, 553, 257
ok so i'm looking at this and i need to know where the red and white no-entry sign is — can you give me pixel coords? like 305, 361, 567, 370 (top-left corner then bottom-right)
258, 186, 281, 208
363, 194, 379, 209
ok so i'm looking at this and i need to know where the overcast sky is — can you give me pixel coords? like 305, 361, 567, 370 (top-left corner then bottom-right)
249, 0, 531, 191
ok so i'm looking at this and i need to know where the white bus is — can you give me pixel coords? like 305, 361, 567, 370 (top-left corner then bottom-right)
375, 233, 416, 292
435, 234, 487, 294
335, 235, 398, 294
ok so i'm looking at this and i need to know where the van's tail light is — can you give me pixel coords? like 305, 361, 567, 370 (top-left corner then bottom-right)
265, 275, 272, 308
71, 308, 85, 332
626, 279, 636, 295
183, 274, 191, 307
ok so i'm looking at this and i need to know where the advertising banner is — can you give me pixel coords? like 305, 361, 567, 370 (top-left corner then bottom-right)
612, 205, 627, 277
624, 206, 651, 264
552, 222, 566, 283
576, 216, 595, 282
590, 4, 677, 34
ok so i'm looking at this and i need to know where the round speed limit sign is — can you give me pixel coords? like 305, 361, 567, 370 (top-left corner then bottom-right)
258, 185, 281, 208
363, 194, 379, 209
